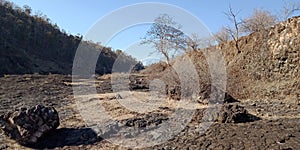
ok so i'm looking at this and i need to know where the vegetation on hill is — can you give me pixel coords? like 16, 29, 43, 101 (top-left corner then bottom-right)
0, 0, 143, 76
142, 13, 300, 103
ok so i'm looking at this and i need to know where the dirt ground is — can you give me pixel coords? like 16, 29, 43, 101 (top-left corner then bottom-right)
0, 74, 299, 149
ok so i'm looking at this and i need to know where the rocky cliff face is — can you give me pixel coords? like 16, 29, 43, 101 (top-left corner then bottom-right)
222, 16, 300, 102
144, 16, 300, 103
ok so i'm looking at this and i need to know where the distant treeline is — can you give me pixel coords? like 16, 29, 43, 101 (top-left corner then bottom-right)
0, 0, 143, 76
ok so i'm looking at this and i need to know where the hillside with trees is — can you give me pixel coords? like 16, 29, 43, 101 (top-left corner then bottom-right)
0, 0, 142, 75
0, 1, 300, 149
141, 4, 300, 102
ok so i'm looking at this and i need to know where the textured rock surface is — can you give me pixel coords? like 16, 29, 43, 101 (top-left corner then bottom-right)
224, 16, 300, 101
217, 104, 260, 123
121, 113, 168, 128
0, 105, 59, 145
156, 16, 300, 102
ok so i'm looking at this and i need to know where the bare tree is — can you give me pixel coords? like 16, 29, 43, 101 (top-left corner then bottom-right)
281, 1, 300, 20
185, 33, 217, 51
241, 8, 277, 33
224, 6, 242, 53
185, 33, 201, 51
141, 14, 186, 65
214, 27, 231, 44
200, 36, 217, 48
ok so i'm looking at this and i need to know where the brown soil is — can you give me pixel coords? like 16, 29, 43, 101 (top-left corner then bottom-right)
0, 74, 299, 149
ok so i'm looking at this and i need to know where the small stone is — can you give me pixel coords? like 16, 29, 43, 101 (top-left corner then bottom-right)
37, 119, 43, 126
124, 132, 133, 138
29, 136, 37, 143
33, 131, 43, 138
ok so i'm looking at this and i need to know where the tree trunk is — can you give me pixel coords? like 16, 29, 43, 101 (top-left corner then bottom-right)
163, 52, 171, 66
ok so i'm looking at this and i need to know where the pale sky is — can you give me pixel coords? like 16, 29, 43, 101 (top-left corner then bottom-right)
9, 0, 300, 62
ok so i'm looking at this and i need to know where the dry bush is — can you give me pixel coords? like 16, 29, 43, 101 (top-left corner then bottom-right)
281, 1, 300, 20
214, 27, 231, 44
241, 8, 277, 33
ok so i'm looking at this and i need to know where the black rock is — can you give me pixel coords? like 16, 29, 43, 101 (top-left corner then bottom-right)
0, 105, 59, 145
217, 104, 260, 123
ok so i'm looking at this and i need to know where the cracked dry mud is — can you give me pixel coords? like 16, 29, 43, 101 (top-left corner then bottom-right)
0, 74, 299, 149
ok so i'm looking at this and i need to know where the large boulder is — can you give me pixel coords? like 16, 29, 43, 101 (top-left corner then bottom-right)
201, 104, 260, 123
0, 105, 59, 145
217, 104, 260, 123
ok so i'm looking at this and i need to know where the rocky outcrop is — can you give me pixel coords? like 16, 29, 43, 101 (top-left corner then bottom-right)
220, 16, 300, 101
142, 17, 300, 103
122, 113, 169, 129
217, 104, 260, 123
200, 104, 260, 123
0, 105, 59, 145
